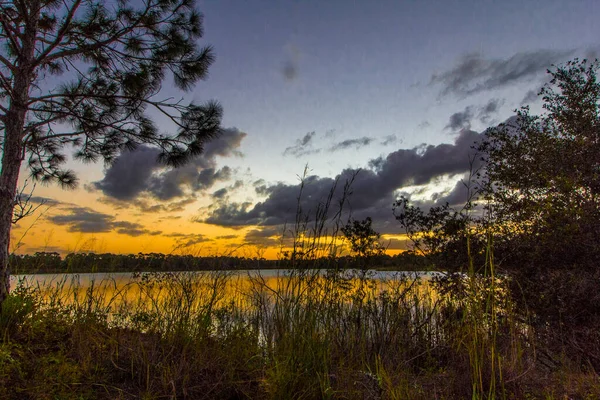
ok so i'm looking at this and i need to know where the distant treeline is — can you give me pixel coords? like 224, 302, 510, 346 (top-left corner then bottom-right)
8, 251, 430, 274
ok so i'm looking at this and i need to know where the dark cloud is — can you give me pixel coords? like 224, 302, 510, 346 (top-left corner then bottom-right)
445, 107, 474, 130
48, 207, 162, 237
156, 216, 182, 222
100, 196, 197, 213
431, 49, 573, 97
368, 157, 385, 171
93, 128, 246, 202
254, 179, 270, 196
112, 221, 162, 237
49, 207, 115, 233
244, 226, 282, 247
212, 188, 228, 199
283, 131, 320, 157
197, 166, 231, 189
478, 98, 504, 123
329, 137, 374, 152
216, 234, 238, 240
203, 129, 484, 234
170, 233, 212, 248
231, 180, 244, 190
163, 198, 196, 212
93, 146, 161, 201
446, 99, 504, 130
165, 232, 187, 237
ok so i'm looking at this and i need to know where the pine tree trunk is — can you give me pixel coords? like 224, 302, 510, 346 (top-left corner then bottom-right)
0, 121, 24, 304
0, 1, 39, 306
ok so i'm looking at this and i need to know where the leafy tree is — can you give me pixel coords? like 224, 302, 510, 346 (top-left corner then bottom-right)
342, 217, 385, 259
480, 59, 600, 273
397, 59, 600, 370
393, 196, 483, 272
0, 0, 223, 304
479, 59, 600, 369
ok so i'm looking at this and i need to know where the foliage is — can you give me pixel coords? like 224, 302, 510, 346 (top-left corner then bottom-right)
9, 251, 432, 274
397, 58, 600, 373
0, 0, 223, 304
341, 217, 385, 259
479, 60, 600, 369
0, 269, 567, 399
0, 268, 596, 398
393, 196, 484, 272
0, 0, 223, 183
479, 59, 600, 271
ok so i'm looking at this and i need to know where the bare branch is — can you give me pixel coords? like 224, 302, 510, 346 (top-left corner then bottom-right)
12, 180, 45, 225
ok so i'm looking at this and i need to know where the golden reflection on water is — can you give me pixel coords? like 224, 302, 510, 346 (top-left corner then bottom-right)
10, 270, 442, 314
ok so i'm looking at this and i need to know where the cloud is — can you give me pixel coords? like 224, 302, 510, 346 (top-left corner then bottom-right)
328, 135, 398, 151
431, 180, 471, 207
244, 226, 282, 247
431, 49, 573, 97
203, 129, 485, 234
478, 98, 504, 123
380, 135, 399, 146
49, 207, 115, 233
446, 99, 504, 130
283, 131, 320, 157
99, 196, 197, 213
254, 179, 270, 196
445, 107, 474, 130
520, 89, 539, 105
212, 188, 228, 199
168, 233, 212, 247
216, 234, 238, 240
48, 207, 162, 236
93, 146, 161, 201
93, 128, 246, 202
329, 137, 375, 152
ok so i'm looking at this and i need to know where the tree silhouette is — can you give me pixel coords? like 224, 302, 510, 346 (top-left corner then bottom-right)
0, 0, 223, 305
397, 59, 600, 370
342, 217, 385, 259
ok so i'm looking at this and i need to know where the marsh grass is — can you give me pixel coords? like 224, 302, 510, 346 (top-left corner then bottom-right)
1, 172, 599, 399
2, 261, 599, 398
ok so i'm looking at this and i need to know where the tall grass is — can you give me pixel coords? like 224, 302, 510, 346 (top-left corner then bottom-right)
2, 259, 599, 398
1, 172, 598, 399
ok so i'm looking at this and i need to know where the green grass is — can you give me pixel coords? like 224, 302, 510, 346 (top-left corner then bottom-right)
0, 267, 598, 399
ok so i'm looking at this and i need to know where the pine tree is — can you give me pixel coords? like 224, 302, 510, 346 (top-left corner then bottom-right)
0, 0, 223, 305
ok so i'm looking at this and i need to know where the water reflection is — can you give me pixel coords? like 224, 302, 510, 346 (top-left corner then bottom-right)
10, 270, 442, 309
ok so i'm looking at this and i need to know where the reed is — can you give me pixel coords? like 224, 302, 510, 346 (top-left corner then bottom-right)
0, 173, 598, 399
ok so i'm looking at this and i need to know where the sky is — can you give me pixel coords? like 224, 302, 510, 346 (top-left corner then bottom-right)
10, 0, 600, 258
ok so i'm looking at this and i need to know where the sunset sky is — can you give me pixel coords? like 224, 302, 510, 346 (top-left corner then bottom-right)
11, 0, 600, 258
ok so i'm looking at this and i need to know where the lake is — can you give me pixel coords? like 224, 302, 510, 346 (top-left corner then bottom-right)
9, 269, 443, 313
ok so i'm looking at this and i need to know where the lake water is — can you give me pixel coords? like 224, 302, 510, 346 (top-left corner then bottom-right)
9, 269, 445, 319
10, 269, 442, 289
